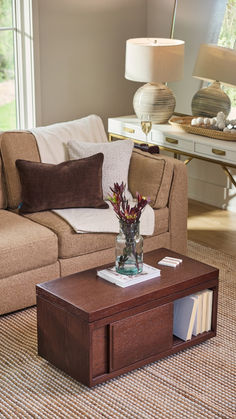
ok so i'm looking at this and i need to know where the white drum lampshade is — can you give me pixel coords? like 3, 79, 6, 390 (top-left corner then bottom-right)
125, 38, 185, 123
192, 44, 236, 117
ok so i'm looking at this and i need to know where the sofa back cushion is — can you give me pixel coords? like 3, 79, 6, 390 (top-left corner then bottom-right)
128, 149, 174, 209
1, 131, 40, 209
67, 139, 134, 200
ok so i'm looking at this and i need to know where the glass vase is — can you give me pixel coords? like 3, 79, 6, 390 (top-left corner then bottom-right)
115, 220, 143, 275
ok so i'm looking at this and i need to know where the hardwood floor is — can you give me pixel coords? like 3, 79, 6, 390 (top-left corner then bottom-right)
188, 199, 236, 257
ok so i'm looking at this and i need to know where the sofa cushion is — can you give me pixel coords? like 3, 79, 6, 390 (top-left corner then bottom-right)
0, 262, 60, 315
128, 149, 174, 209
24, 211, 115, 258
1, 132, 40, 209
67, 139, 134, 199
0, 210, 58, 279
59, 233, 171, 277
24, 208, 169, 259
16, 154, 108, 213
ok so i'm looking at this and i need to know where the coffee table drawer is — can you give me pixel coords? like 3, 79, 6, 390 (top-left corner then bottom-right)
110, 303, 173, 371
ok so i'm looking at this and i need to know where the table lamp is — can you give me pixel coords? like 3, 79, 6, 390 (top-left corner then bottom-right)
192, 44, 236, 118
125, 38, 185, 124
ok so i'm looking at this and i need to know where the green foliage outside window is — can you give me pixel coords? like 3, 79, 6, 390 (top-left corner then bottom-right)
0, 0, 14, 82
0, 100, 15, 130
0, 0, 16, 130
0, 0, 12, 26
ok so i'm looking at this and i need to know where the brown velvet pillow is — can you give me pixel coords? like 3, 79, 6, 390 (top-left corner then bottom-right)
16, 153, 108, 213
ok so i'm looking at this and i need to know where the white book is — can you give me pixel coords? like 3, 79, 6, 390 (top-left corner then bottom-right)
201, 290, 208, 333
192, 291, 204, 336
97, 263, 160, 288
206, 289, 213, 332
173, 295, 198, 341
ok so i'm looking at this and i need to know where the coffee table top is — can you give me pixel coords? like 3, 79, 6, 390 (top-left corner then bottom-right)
36, 248, 218, 322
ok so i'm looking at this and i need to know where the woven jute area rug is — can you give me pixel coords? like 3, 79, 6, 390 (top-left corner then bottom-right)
0, 241, 235, 419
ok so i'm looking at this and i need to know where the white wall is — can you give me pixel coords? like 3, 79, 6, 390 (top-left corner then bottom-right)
33, 0, 146, 128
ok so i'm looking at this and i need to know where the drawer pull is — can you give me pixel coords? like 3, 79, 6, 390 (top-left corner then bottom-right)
212, 148, 225, 156
123, 127, 135, 134
166, 138, 178, 145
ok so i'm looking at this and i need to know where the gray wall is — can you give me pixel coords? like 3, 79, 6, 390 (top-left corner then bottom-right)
147, 0, 175, 38
33, 0, 146, 128
33, 0, 227, 125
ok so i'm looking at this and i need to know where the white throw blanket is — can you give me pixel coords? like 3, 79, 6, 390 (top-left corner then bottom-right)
53, 202, 154, 235
30, 114, 108, 164
31, 115, 155, 235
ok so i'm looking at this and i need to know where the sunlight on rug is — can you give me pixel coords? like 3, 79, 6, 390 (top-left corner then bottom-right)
0, 241, 235, 418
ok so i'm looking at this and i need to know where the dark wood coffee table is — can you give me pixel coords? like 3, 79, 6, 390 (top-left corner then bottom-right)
36, 248, 219, 387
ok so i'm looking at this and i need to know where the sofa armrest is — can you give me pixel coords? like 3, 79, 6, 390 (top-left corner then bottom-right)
167, 157, 188, 254
0, 131, 40, 209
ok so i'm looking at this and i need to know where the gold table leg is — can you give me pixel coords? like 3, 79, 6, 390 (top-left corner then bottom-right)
184, 158, 193, 165
221, 166, 236, 188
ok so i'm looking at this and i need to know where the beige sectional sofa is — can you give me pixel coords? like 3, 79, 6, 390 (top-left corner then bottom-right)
0, 129, 188, 315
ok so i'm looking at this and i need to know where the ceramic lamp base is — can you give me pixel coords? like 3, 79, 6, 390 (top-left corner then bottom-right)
133, 82, 176, 124
191, 81, 231, 118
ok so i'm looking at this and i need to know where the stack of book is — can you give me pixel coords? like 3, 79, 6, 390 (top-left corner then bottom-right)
173, 289, 213, 341
97, 264, 160, 288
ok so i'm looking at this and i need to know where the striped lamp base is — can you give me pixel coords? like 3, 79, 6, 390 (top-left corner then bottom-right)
133, 82, 176, 124
191, 81, 231, 118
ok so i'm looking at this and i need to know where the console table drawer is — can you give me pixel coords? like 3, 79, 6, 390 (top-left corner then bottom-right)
152, 133, 194, 152
194, 143, 236, 163
110, 303, 173, 371
111, 123, 152, 142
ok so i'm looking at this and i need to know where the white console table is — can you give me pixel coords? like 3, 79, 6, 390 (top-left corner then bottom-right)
108, 115, 236, 188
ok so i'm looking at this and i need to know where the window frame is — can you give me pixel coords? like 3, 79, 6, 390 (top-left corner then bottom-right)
0, 0, 35, 130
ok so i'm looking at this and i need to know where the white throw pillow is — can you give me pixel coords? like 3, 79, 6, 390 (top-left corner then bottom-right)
67, 139, 134, 200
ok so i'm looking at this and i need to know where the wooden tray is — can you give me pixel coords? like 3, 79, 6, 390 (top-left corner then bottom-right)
169, 116, 236, 141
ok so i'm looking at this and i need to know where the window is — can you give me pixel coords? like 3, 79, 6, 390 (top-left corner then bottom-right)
0, 0, 35, 131
218, 0, 236, 119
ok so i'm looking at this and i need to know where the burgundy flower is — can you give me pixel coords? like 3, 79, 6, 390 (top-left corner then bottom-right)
108, 182, 149, 224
